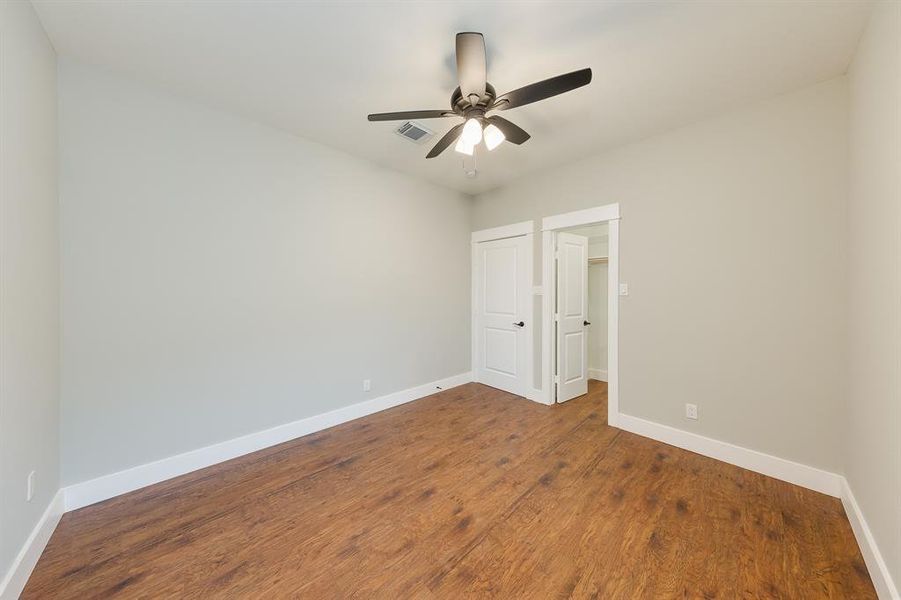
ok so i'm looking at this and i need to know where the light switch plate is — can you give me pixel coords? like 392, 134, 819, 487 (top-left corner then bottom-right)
619, 283, 629, 296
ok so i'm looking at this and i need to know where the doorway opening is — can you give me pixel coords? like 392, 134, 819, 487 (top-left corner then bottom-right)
542, 204, 620, 425
554, 222, 609, 403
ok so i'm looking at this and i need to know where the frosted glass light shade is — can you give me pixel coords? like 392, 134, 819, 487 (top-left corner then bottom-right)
461, 118, 483, 146
483, 123, 505, 150
454, 136, 474, 155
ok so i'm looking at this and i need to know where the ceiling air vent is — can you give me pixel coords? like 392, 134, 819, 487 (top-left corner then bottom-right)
394, 121, 434, 144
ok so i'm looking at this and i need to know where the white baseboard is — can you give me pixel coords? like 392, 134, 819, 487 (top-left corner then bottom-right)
841, 478, 899, 600
616, 413, 842, 497
588, 368, 607, 382
0, 490, 65, 600
64, 372, 472, 511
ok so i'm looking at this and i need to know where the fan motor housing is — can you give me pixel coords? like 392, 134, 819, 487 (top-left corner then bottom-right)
451, 83, 496, 116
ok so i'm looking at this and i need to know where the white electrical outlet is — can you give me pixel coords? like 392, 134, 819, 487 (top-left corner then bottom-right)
619, 283, 629, 296
685, 403, 698, 420
362, 379, 371, 392
26, 470, 35, 502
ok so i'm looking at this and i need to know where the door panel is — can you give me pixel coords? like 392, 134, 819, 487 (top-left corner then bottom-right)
484, 327, 517, 375
484, 247, 516, 314
556, 232, 588, 402
563, 331, 584, 382
563, 244, 585, 317
475, 236, 530, 396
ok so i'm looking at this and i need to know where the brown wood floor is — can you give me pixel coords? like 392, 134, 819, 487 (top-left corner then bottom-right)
24, 381, 875, 598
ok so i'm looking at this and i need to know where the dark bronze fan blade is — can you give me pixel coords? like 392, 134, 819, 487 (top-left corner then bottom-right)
426, 123, 465, 159
456, 32, 487, 105
493, 68, 592, 111
487, 115, 530, 145
367, 110, 455, 122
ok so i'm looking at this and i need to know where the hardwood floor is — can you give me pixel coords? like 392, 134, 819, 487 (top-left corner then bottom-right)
24, 381, 875, 598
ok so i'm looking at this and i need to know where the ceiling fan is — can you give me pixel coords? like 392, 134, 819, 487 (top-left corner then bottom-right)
367, 32, 592, 159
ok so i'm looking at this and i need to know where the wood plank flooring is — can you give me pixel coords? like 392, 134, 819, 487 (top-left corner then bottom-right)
23, 381, 875, 598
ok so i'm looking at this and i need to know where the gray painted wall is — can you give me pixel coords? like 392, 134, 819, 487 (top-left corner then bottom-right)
59, 60, 472, 485
846, 0, 901, 588
474, 78, 848, 473
0, 0, 60, 580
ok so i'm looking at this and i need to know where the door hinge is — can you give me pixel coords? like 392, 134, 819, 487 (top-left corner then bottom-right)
554, 375, 560, 384
554, 313, 560, 322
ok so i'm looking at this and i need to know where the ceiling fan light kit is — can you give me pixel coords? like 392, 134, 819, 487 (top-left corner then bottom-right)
461, 118, 484, 146
367, 32, 592, 167
483, 123, 505, 151
454, 136, 475, 156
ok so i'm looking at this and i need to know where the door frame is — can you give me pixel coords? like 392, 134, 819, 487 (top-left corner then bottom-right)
471, 221, 538, 402
541, 204, 620, 425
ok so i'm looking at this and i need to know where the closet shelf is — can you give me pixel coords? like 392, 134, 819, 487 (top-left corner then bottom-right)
588, 256, 609, 265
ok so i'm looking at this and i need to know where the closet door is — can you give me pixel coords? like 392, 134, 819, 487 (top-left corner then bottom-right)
556, 232, 589, 402
474, 235, 530, 396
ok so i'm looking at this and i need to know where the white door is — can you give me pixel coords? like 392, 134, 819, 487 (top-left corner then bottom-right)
556, 232, 589, 402
474, 235, 530, 396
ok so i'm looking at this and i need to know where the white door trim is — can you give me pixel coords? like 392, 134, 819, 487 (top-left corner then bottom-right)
541, 204, 620, 425
471, 222, 538, 402
542, 204, 620, 231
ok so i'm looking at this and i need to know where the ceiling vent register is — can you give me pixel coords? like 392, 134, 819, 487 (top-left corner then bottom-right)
394, 121, 434, 144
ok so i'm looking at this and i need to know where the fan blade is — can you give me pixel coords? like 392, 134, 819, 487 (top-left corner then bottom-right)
368, 110, 454, 122
426, 123, 465, 159
493, 68, 592, 111
487, 116, 530, 145
456, 32, 486, 106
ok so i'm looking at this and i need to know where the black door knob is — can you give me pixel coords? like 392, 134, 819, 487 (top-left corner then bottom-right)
583, 320, 591, 326
513, 321, 525, 327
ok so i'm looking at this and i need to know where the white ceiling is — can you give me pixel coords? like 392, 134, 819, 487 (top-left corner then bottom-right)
33, 0, 872, 195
